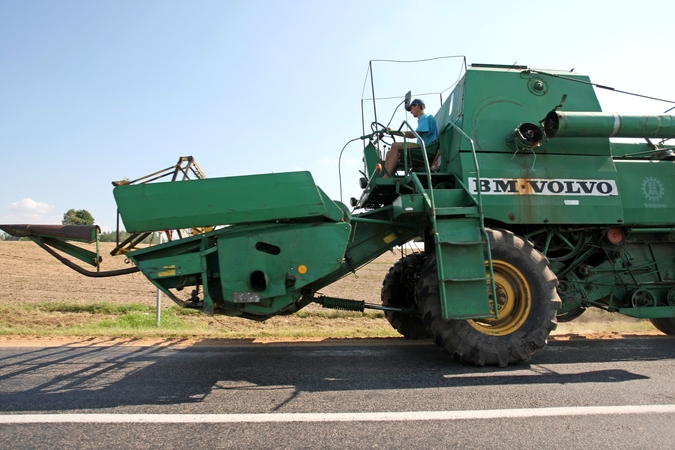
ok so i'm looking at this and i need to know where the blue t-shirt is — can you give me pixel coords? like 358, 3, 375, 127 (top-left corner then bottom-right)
416, 113, 438, 146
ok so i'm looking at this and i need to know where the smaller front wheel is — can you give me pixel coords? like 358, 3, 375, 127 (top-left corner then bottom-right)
556, 274, 586, 323
381, 253, 430, 339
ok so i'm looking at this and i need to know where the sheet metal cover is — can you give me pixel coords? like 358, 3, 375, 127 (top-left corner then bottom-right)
113, 171, 328, 232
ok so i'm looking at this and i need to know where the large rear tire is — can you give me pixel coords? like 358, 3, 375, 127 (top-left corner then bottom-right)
417, 228, 561, 366
381, 253, 430, 339
650, 318, 675, 335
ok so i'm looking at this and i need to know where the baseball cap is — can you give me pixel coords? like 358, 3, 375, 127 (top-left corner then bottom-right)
406, 98, 425, 111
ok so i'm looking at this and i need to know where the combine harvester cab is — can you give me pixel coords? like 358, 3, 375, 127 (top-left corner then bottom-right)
4, 61, 675, 367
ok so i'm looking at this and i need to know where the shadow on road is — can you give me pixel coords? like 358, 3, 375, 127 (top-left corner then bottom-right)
0, 336, 672, 412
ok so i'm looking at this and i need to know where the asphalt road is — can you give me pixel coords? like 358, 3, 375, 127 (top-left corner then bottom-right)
0, 336, 674, 449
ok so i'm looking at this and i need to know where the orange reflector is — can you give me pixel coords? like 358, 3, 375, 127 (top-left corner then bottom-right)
607, 228, 624, 245
375, 163, 382, 172
298, 265, 308, 274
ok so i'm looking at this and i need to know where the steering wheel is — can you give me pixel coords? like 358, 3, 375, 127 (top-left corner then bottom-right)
370, 122, 395, 146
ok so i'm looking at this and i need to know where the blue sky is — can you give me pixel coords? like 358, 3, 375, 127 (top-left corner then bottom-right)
2, 0, 674, 232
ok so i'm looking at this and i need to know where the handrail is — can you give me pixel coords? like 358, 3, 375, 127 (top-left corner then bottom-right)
444, 119, 484, 215
395, 121, 436, 213
442, 119, 498, 319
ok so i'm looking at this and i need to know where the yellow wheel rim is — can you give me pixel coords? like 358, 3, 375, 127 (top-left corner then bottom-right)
468, 260, 532, 336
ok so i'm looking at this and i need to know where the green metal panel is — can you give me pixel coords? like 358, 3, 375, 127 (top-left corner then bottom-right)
432, 189, 468, 207
435, 79, 462, 169
457, 66, 609, 155
615, 160, 675, 226
137, 253, 204, 279
435, 218, 492, 319
114, 171, 335, 232
217, 222, 351, 304
431, 189, 479, 217
393, 194, 425, 217
363, 143, 381, 179
312, 207, 428, 289
316, 187, 347, 222
619, 306, 675, 319
460, 152, 624, 225
127, 220, 351, 316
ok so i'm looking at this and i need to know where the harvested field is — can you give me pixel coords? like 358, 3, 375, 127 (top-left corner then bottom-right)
0, 241, 397, 306
1, 242, 158, 305
0, 241, 662, 339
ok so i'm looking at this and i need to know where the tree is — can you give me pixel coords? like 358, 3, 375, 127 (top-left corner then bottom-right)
99, 231, 134, 242
62, 209, 95, 225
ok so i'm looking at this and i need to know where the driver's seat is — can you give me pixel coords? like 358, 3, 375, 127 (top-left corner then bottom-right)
399, 141, 440, 173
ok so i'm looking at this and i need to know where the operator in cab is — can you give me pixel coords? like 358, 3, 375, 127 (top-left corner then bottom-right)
383, 98, 438, 178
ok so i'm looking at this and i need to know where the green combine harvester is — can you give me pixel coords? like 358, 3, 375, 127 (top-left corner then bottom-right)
4, 61, 675, 367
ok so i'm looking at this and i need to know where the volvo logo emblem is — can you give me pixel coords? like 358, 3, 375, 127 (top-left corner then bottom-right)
641, 177, 665, 202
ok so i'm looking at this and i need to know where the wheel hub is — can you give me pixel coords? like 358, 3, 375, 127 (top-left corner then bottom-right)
468, 260, 533, 336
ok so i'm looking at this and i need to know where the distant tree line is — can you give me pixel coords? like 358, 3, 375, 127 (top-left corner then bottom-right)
99, 231, 157, 244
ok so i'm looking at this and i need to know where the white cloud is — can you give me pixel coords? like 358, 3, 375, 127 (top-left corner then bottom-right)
5, 198, 55, 219
0, 198, 61, 224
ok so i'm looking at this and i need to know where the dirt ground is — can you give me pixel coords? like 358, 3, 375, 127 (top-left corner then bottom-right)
0, 241, 664, 341
0, 241, 161, 305
0, 331, 664, 348
0, 241, 401, 307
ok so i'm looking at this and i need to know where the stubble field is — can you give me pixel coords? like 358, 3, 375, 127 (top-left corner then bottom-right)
0, 241, 661, 341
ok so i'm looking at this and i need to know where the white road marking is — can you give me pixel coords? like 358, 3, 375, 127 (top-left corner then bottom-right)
1, 405, 674, 423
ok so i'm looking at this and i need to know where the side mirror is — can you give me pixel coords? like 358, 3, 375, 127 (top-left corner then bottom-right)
404, 91, 411, 111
